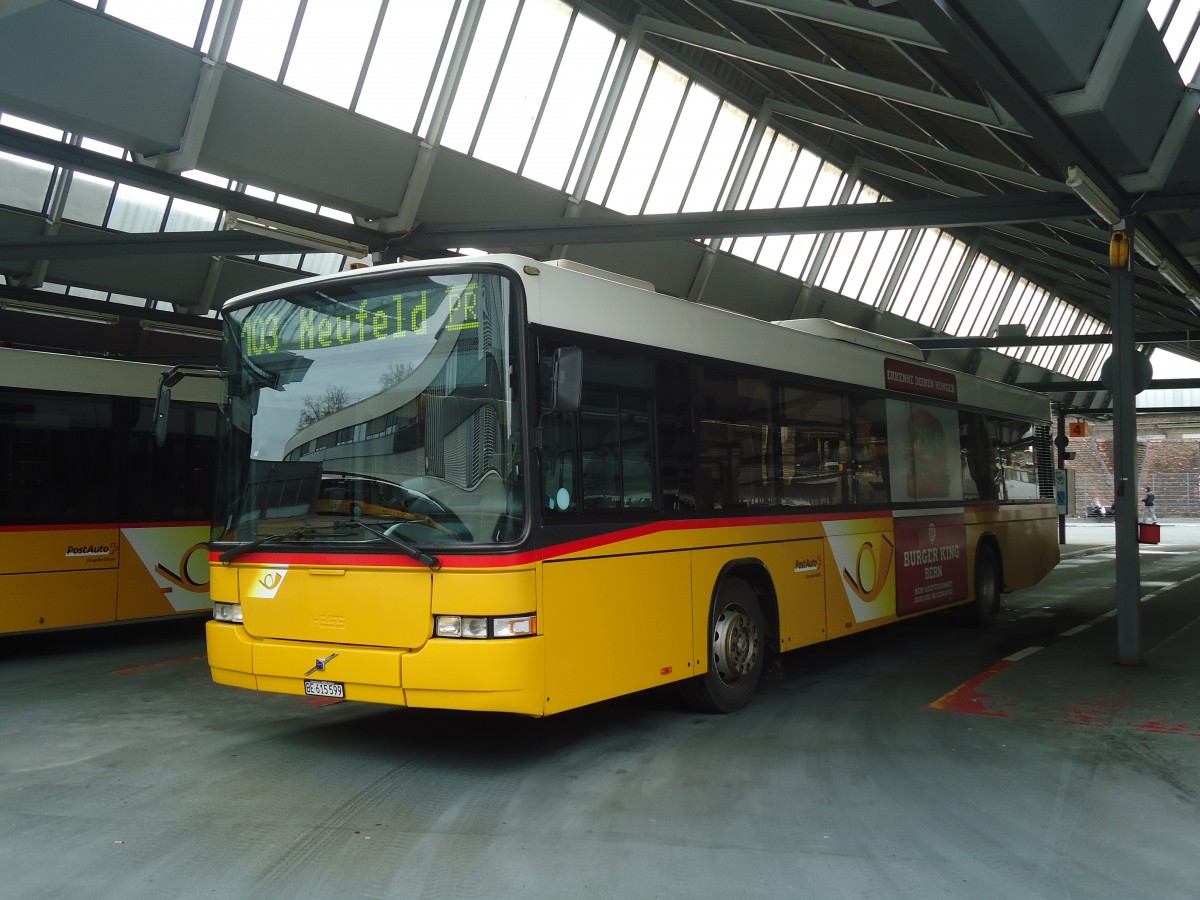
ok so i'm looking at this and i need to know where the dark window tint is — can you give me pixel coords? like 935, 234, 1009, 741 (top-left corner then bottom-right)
0, 389, 215, 527
779, 386, 850, 507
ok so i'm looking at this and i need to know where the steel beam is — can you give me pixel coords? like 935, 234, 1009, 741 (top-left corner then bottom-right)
393, 193, 1093, 251
0, 232, 300, 259
728, 0, 941, 50
644, 18, 1022, 132
0, 123, 388, 252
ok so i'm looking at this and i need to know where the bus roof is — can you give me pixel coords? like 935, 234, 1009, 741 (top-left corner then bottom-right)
225, 253, 1050, 423
0, 347, 218, 405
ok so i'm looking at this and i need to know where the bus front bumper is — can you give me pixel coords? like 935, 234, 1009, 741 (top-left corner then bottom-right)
206, 620, 546, 716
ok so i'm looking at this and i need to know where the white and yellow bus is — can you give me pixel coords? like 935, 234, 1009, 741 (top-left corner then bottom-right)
199, 254, 1059, 715
0, 348, 217, 634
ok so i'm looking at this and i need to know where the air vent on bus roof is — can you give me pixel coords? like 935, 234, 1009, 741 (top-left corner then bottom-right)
772, 318, 926, 361
544, 258, 656, 292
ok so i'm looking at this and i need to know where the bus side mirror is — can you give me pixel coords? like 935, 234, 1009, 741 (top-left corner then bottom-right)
549, 346, 582, 415
153, 386, 171, 447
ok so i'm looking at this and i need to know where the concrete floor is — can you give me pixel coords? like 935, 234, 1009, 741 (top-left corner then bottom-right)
2, 522, 1199, 899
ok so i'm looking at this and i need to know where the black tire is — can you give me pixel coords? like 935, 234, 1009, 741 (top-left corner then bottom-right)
966, 544, 1001, 628
681, 577, 765, 713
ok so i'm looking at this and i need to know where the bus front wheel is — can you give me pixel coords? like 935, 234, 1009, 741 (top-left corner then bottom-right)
682, 577, 765, 713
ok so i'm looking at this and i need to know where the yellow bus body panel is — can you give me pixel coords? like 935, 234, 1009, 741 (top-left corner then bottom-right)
0, 524, 211, 634
965, 505, 1060, 591
0, 526, 118, 576
542, 551, 692, 715
236, 564, 433, 647
0, 570, 118, 632
210, 564, 548, 715
404, 638, 545, 714
206, 505, 1060, 716
432, 569, 538, 616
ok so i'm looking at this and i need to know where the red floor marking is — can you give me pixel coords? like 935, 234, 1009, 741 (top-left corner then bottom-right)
1056, 691, 1130, 728
1130, 721, 1200, 736
304, 696, 344, 707
113, 654, 207, 675
927, 659, 1013, 717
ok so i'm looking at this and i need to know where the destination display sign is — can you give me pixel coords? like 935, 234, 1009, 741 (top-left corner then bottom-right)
240, 279, 481, 361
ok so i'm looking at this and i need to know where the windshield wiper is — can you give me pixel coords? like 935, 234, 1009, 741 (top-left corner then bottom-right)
339, 519, 442, 570
217, 524, 320, 563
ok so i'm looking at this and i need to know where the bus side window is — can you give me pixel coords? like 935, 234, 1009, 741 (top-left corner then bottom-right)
655, 361, 693, 510
960, 412, 999, 501
853, 398, 889, 505
779, 385, 850, 507
542, 415, 578, 514
695, 369, 774, 508
581, 389, 621, 510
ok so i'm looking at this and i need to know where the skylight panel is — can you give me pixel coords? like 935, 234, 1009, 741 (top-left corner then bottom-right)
284, 0, 382, 108
682, 102, 748, 214
603, 62, 687, 214
474, 0, 571, 173
523, 14, 618, 191
0, 152, 53, 212
441, 0, 521, 154
583, 50, 654, 207
643, 83, 720, 215
357, 0, 457, 133
108, 183, 168, 232
226, 0, 302, 80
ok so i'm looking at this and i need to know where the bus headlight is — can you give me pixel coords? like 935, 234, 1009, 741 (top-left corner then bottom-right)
434, 614, 536, 639
213, 602, 243, 624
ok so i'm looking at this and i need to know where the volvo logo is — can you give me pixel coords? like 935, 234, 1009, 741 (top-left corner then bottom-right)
305, 653, 339, 676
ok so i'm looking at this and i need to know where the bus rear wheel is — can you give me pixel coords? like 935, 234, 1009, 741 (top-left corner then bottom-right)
966, 544, 1001, 627
682, 577, 765, 713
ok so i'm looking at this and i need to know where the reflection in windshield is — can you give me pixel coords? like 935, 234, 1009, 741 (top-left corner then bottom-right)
216, 269, 525, 548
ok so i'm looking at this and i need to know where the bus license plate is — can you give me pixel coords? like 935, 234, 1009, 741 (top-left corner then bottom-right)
304, 679, 345, 699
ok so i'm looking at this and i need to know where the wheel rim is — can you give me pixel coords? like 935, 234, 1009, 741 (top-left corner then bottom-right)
712, 603, 759, 685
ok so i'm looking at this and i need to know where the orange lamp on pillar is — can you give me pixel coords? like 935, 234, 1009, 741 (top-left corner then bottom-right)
1110, 229, 1129, 268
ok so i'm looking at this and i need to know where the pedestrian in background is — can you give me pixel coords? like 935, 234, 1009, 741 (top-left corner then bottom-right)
1142, 485, 1157, 524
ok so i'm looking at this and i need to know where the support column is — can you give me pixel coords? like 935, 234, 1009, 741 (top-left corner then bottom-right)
1111, 218, 1142, 666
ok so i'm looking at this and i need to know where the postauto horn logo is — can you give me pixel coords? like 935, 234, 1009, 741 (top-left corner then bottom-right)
66, 542, 118, 558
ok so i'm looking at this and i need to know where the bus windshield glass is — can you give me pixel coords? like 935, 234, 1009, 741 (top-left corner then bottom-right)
216, 268, 525, 550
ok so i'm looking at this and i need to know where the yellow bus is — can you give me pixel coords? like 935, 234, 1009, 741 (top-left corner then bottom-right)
197, 254, 1059, 715
0, 347, 217, 634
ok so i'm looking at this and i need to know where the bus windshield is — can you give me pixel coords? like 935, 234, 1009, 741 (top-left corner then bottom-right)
216, 268, 525, 550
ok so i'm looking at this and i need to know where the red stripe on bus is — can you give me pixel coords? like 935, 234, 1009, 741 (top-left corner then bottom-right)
207, 509, 882, 569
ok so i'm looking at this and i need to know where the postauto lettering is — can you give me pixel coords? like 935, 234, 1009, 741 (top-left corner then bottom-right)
242, 282, 480, 360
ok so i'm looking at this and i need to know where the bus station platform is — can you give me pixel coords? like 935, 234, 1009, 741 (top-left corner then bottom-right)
1, 520, 1199, 899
